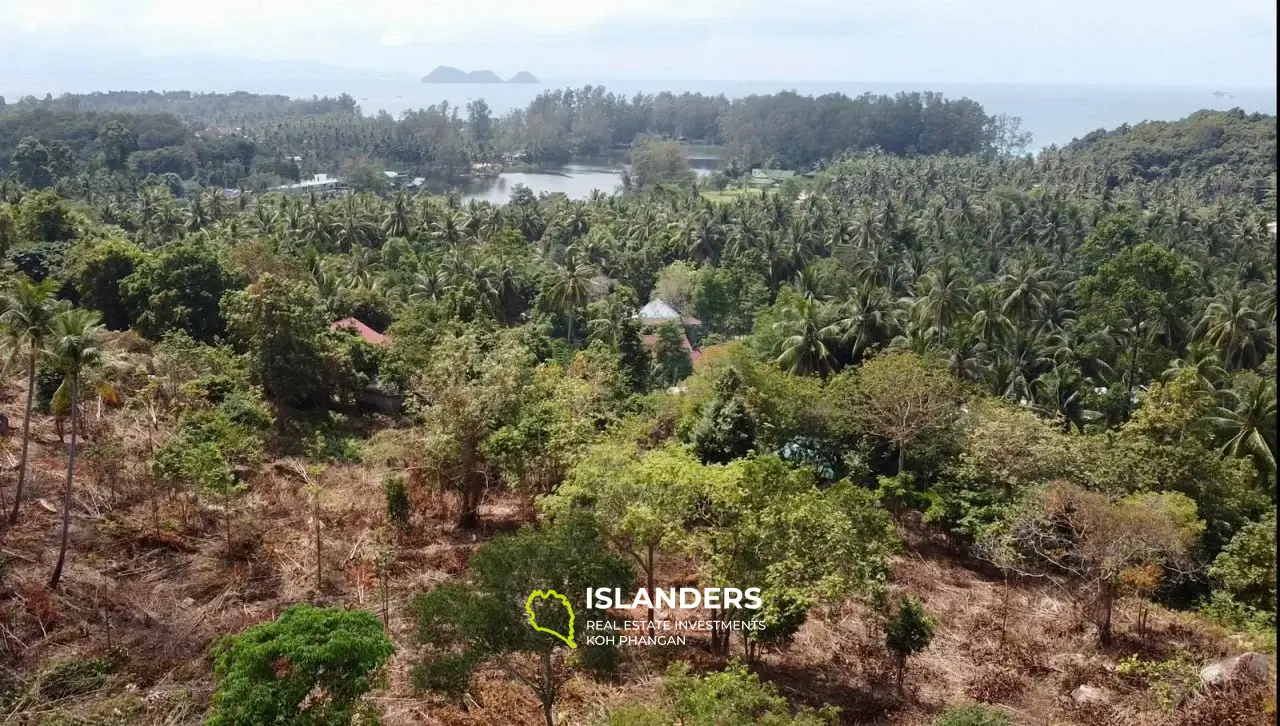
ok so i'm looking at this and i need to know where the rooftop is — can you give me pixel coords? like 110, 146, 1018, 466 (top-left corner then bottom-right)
330, 317, 389, 346
635, 299, 702, 326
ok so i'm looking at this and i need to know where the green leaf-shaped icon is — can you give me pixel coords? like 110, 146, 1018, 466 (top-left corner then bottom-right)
525, 589, 577, 648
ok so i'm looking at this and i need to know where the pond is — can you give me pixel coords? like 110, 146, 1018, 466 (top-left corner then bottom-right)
459, 165, 626, 204
455, 155, 722, 203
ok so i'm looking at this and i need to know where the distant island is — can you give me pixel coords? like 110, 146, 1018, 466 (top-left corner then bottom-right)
421, 66, 539, 84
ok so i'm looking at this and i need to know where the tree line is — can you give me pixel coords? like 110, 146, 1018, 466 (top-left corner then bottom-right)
0, 106, 1273, 724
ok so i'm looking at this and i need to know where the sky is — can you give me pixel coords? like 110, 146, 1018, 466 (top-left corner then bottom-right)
1, 0, 1276, 86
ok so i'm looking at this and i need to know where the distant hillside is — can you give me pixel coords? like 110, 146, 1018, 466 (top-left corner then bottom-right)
421, 66, 538, 84
1063, 108, 1277, 185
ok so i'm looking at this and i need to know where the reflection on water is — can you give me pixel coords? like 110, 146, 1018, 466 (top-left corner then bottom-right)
457, 158, 721, 203
460, 165, 624, 204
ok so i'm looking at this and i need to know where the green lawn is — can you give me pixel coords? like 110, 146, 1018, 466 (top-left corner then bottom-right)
701, 187, 765, 203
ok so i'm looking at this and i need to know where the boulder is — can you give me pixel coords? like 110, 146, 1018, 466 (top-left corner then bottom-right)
1070, 684, 1109, 706
1199, 652, 1271, 687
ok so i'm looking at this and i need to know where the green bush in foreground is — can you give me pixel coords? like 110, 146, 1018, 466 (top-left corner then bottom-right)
598, 662, 838, 725
208, 604, 394, 726
935, 703, 1010, 726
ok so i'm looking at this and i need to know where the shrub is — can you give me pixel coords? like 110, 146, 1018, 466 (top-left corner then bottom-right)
384, 476, 411, 532
208, 604, 394, 726
935, 704, 1011, 726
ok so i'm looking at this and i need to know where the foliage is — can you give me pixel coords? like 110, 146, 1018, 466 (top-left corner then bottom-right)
934, 703, 1010, 726
981, 482, 1204, 645
411, 511, 633, 725
831, 350, 961, 473
599, 661, 838, 725
222, 274, 335, 409
70, 238, 145, 330
208, 604, 394, 726
884, 596, 935, 687
628, 137, 695, 190
384, 475, 411, 532
1114, 650, 1201, 712
120, 240, 234, 342
650, 321, 693, 387
1209, 511, 1277, 612
689, 367, 757, 464
693, 456, 898, 658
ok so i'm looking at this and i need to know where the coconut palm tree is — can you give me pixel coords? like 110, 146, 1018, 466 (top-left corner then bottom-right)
1, 277, 66, 525
1206, 376, 1277, 479
46, 308, 104, 588
549, 250, 594, 345
775, 296, 838, 377
1195, 289, 1272, 371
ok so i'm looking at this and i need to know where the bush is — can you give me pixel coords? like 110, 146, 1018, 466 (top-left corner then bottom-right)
384, 476, 411, 532
208, 604, 394, 726
935, 704, 1010, 726
35, 657, 114, 701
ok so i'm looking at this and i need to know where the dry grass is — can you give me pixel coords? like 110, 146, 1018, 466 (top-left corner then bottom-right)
0, 370, 1273, 726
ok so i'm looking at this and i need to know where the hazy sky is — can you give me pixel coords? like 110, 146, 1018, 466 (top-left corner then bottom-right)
2, 0, 1276, 86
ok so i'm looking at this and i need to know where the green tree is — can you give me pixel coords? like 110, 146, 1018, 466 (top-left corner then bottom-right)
14, 190, 77, 244
689, 367, 757, 464
46, 308, 104, 588
71, 238, 146, 330
99, 120, 137, 172
413, 330, 534, 529
695, 457, 897, 659
1205, 373, 1276, 479
412, 512, 633, 726
13, 136, 54, 188
1, 276, 65, 525
884, 596, 935, 692
540, 442, 703, 623
384, 475, 411, 533
835, 351, 961, 474
1076, 242, 1201, 390
628, 137, 695, 189
1209, 511, 1277, 613
773, 294, 837, 376
548, 251, 594, 345
208, 604, 394, 726
651, 321, 693, 387
121, 240, 234, 342
223, 274, 332, 410
156, 439, 240, 556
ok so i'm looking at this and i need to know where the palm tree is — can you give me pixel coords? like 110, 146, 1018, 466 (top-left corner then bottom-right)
827, 284, 902, 364
47, 309, 104, 588
1206, 376, 1277, 479
549, 251, 594, 345
1195, 289, 1271, 371
1, 278, 65, 525
775, 296, 837, 376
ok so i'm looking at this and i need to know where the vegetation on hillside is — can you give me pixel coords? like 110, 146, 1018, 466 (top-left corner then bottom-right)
0, 99, 1274, 725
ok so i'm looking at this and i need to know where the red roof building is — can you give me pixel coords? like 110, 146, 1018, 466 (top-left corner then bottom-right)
330, 318, 389, 346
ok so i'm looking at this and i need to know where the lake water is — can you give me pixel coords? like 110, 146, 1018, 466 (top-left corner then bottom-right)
457, 165, 625, 203
454, 158, 720, 203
